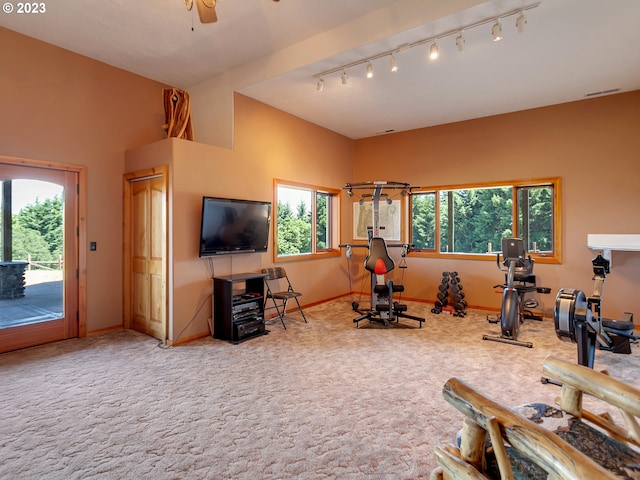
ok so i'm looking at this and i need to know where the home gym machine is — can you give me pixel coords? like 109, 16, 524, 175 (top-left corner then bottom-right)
340, 181, 425, 328
554, 253, 637, 369
483, 237, 550, 348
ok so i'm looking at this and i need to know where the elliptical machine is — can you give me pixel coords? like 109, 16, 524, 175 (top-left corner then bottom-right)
483, 237, 549, 348
554, 253, 637, 368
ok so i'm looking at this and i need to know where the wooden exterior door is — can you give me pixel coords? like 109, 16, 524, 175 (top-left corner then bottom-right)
123, 168, 167, 342
0, 160, 84, 353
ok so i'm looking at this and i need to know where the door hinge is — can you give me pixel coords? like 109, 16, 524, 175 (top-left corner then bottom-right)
76, 268, 79, 279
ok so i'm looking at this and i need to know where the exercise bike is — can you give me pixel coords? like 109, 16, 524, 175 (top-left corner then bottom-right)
483, 237, 549, 348
554, 253, 637, 369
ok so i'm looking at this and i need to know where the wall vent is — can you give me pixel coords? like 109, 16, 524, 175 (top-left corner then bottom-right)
585, 88, 620, 97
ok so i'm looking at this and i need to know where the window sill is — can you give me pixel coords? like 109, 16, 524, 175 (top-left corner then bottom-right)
410, 251, 561, 264
274, 249, 341, 263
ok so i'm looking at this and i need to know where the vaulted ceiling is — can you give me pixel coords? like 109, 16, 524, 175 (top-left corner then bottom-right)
2, 0, 639, 139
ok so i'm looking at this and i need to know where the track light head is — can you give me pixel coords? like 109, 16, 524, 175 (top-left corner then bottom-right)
429, 41, 439, 60
386, 197, 392, 205
366, 62, 374, 79
492, 19, 503, 41
347, 188, 353, 197
341, 70, 349, 85
516, 12, 527, 33
316, 78, 324, 92
390, 54, 398, 72
359, 197, 364, 206
456, 31, 465, 51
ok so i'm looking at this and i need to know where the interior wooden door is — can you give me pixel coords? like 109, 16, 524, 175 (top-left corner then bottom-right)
0, 162, 79, 353
125, 171, 167, 341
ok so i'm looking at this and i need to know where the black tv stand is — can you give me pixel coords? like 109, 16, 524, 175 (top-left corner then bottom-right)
213, 273, 268, 343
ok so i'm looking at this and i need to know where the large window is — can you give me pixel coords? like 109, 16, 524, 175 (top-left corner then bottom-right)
274, 180, 340, 260
410, 178, 561, 263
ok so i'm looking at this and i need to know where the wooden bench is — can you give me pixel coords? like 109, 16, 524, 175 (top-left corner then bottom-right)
431, 355, 640, 479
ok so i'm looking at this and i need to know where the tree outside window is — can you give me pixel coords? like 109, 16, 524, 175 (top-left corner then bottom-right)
275, 181, 339, 260
410, 178, 560, 262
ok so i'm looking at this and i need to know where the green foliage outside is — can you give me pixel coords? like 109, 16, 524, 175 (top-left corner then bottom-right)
440, 187, 513, 253
277, 200, 312, 256
412, 186, 553, 253
316, 193, 328, 250
411, 193, 436, 250
277, 188, 330, 256
11, 196, 63, 267
518, 187, 553, 251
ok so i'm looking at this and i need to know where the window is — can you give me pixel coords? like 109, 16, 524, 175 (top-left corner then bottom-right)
411, 192, 436, 250
410, 178, 561, 263
274, 180, 340, 260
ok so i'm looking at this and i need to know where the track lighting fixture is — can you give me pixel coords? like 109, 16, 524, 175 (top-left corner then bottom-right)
341, 70, 349, 86
429, 41, 439, 60
390, 54, 398, 72
516, 12, 527, 33
311, 1, 539, 89
492, 19, 503, 41
366, 62, 374, 79
455, 31, 465, 51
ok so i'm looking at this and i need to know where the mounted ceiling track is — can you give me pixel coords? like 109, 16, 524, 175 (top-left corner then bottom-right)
313, 1, 540, 84
184, 0, 218, 24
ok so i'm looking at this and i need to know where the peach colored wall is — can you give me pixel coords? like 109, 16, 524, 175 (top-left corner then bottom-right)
353, 91, 640, 320
0, 28, 168, 332
6, 23, 639, 341
126, 94, 355, 342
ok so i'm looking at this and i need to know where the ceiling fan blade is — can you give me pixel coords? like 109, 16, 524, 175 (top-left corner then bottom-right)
195, 0, 217, 23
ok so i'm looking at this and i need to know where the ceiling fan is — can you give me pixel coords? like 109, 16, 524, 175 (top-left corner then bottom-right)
184, 0, 280, 24
184, 0, 218, 24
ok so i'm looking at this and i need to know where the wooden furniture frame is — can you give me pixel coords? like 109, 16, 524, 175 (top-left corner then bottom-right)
431, 354, 640, 479
542, 354, 640, 448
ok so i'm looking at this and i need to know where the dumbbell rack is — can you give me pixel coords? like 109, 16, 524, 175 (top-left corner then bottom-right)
432, 271, 468, 317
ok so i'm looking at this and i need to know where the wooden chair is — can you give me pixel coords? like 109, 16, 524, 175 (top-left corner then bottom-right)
432, 355, 640, 479
541, 354, 640, 449
261, 267, 307, 329
434, 376, 612, 480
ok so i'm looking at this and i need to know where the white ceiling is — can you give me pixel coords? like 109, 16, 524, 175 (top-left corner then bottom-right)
2, 0, 640, 139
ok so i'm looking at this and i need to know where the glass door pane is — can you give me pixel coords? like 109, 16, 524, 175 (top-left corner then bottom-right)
0, 179, 64, 328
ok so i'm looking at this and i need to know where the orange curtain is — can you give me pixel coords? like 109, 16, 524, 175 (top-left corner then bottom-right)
163, 88, 194, 140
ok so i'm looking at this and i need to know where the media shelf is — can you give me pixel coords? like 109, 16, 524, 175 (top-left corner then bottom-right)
213, 273, 268, 343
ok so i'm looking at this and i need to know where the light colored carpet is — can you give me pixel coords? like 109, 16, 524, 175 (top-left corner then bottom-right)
1, 298, 638, 479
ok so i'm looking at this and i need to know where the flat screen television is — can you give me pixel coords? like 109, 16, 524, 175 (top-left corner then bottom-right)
199, 196, 271, 256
